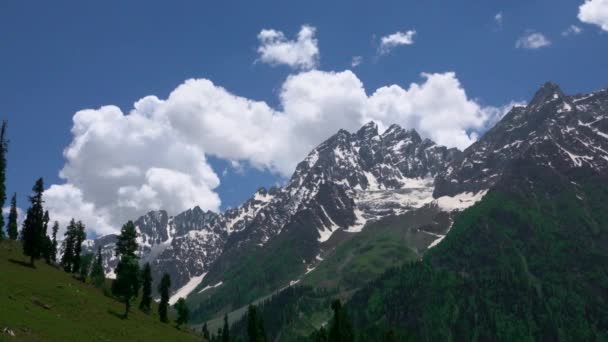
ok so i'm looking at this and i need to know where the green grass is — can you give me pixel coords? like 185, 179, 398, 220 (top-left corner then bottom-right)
303, 208, 447, 291
0, 240, 199, 341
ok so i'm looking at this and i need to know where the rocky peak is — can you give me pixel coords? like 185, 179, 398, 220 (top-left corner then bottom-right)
529, 81, 564, 108
134, 210, 169, 246
356, 121, 379, 140
434, 84, 608, 197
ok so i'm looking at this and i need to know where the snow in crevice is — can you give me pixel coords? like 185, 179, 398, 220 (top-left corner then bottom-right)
555, 143, 594, 167
427, 235, 446, 249
317, 205, 340, 243
345, 208, 367, 233
197, 281, 223, 294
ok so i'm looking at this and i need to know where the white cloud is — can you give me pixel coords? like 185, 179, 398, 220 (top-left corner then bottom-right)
48, 70, 514, 237
578, 0, 608, 31
379, 30, 416, 55
562, 24, 583, 36
351, 56, 363, 68
515, 32, 551, 49
256, 25, 319, 70
49, 100, 221, 237
495, 12, 503, 26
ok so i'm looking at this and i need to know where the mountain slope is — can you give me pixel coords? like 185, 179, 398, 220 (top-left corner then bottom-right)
89, 120, 468, 306
343, 83, 608, 340
348, 155, 608, 340
0, 241, 199, 341
185, 122, 479, 322
223, 82, 608, 341
435, 82, 608, 197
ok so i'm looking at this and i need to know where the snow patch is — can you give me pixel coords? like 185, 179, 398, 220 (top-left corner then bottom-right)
254, 191, 274, 203
305, 149, 319, 168
427, 235, 446, 249
345, 208, 367, 233
169, 273, 207, 305
435, 190, 488, 212
363, 171, 381, 190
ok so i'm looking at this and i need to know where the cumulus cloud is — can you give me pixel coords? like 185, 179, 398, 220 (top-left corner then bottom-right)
351, 56, 363, 68
379, 30, 416, 55
48, 70, 515, 236
256, 25, 319, 70
49, 100, 221, 236
494, 12, 503, 27
578, 0, 608, 31
515, 31, 551, 49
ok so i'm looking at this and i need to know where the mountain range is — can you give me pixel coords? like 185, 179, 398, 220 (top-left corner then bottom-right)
87, 81, 608, 337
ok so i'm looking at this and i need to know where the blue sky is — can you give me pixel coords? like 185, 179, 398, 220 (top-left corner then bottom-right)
1, 0, 607, 235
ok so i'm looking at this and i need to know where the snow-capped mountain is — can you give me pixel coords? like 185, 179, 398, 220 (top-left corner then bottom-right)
434, 82, 608, 197
88, 120, 467, 297
90, 81, 608, 303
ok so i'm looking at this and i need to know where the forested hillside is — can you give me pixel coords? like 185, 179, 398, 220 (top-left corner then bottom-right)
346, 159, 608, 340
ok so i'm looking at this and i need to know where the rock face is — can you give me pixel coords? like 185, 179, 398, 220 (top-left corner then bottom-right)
89, 81, 608, 302
434, 82, 608, 197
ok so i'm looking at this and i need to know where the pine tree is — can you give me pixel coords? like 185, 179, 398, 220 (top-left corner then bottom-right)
312, 327, 328, 342
158, 273, 171, 323
112, 221, 140, 318
222, 313, 230, 342
111, 255, 140, 318
22, 178, 45, 266
0, 121, 8, 240
7, 193, 18, 240
61, 219, 77, 272
42, 211, 52, 264
72, 221, 86, 273
174, 298, 190, 328
115, 220, 138, 258
202, 322, 211, 341
139, 262, 152, 312
90, 247, 105, 288
247, 305, 267, 342
328, 300, 354, 342
50, 221, 59, 263
78, 252, 94, 282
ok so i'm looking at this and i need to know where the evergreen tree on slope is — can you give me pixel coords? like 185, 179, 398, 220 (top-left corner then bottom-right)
7, 193, 18, 240
90, 247, 105, 288
0, 121, 8, 240
139, 262, 152, 312
112, 220, 140, 318
21, 178, 45, 266
158, 273, 171, 323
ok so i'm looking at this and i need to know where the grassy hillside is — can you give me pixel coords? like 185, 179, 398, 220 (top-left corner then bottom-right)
302, 207, 450, 290
0, 241, 199, 341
